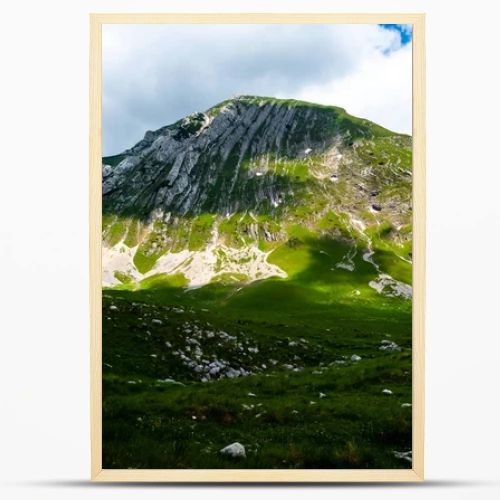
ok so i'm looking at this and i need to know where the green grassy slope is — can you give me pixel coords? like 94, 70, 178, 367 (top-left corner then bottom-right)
102, 232, 412, 469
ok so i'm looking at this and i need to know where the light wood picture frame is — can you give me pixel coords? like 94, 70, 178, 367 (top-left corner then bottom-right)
90, 13, 425, 482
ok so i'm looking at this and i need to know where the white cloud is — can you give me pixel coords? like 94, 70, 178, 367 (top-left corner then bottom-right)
295, 43, 412, 134
103, 24, 411, 155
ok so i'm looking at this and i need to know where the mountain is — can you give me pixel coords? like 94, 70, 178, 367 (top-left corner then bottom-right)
102, 95, 412, 297
101, 96, 413, 469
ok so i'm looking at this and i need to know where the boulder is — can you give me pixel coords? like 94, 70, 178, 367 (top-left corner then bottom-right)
220, 442, 246, 459
379, 340, 401, 352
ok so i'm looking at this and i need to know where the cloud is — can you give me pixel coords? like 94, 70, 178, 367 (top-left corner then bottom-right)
295, 43, 412, 136
103, 24, 411, 155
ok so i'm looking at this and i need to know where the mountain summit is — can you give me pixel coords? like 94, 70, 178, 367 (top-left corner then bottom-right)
103, 96, 404, 216
102, 96, 412, 294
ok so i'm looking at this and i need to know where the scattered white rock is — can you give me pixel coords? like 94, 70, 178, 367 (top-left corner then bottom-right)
157, 378, 184, 386
393, 450, 412, 463
109, 305, 118, 311
401, 403, 412, 408
220, 442, 246, 459
336, 261, 355, 271
247, 392, 256, 397
382, 389, 393, 395
379, 340, 401, 352
351, 354, 362, 362
319, 392, 327, 399
151, 319, 163, 326
226, 368, 241, 378
369, 274, 412, 299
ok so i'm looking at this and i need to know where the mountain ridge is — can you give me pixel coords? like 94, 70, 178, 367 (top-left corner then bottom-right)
103, 95, 407, 216
102, 95, 412, 295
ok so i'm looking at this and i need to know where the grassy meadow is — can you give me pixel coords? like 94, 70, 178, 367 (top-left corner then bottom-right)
102, 233, 412, 469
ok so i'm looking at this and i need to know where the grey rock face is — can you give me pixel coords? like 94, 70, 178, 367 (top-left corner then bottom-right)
102, 97, 357, 218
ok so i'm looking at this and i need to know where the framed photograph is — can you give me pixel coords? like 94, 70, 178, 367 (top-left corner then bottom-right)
90, 13, 425, 482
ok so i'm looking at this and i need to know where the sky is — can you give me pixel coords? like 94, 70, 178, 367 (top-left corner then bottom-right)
103, 23, 412, 156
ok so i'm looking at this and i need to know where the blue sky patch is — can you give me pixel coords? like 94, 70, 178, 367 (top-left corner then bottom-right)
379, 24, 413, 45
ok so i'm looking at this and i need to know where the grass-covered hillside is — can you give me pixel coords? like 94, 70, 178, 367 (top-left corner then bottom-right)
102, 96, 413, 469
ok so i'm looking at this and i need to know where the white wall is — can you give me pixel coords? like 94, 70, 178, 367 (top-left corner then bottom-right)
1, 0, 499, 499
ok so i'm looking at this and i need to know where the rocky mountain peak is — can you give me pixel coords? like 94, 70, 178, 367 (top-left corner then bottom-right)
103, 96, 398, 218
